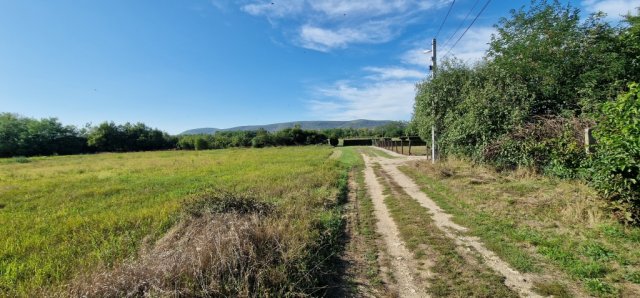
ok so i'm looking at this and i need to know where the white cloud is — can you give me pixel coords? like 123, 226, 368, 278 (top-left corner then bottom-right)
401, 48, 431, 68
363, 66, 425, 80
308, 0, 437, 17
582, 0, 639, 20
236, 0, 450, 51
307, 64, 425, 120
308, 80, 417, 120
442, 26, 494, 63
298, 21, 395, 51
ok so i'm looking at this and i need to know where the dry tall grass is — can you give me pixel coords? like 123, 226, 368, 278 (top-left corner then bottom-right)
68, 192, 328, 297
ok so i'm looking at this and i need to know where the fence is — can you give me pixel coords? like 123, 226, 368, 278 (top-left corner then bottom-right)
341, 138, 373, 146
372, 136, 428, 156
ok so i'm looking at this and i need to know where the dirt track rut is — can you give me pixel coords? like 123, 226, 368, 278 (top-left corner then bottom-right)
362, 147, 542, 297
363, 154, 430, 297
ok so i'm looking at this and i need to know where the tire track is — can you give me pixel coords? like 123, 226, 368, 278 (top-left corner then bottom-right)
371, 146, 543, 297
362, 154, 430, 298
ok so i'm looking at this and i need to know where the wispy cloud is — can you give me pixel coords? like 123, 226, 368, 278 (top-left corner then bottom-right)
235, 0, 450, 51
307, 63, 426, 120
298, 20, 395, 52
440, 26, 494, 62
363, 66, 424, 80
582, 0, 639, 20
308, 79, 418, 120
306, 25, 495, 121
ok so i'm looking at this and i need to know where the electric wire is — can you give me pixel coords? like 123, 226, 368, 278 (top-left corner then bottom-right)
442, 0, 492, 59
440, 0, 481, 51
435, 0, 456, 39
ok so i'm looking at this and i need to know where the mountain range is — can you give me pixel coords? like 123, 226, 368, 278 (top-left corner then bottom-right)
180, 119, 394, 135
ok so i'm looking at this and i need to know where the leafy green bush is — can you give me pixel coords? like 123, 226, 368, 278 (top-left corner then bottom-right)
591, 83, 640, 224
328, 138, 339, 146
13, 156, 31, 164
194, 137, 209, 150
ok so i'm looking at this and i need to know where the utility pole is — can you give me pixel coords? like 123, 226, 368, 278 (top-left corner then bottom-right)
430, 38, 437, 164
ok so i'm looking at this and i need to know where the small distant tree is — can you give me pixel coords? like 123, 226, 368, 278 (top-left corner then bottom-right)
251, 129, 272, 148
194, 137, 209, 150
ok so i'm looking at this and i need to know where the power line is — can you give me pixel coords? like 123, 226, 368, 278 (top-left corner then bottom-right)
435, 0, 456, 39
442, 0, 492, 59
440, 0, 481, 51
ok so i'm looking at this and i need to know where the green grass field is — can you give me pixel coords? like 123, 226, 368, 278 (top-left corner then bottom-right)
0, 147, 353, 295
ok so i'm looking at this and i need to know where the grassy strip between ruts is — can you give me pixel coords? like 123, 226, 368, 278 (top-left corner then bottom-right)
352, 148, 385, 285
0, 146, 356, 296
372, 162, 518, 297
400, 158, 640, 297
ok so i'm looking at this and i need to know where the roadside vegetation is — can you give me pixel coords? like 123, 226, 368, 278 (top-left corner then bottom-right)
401, 158, 640, 297
411, 0, 640, 223
0, 146, 356, 296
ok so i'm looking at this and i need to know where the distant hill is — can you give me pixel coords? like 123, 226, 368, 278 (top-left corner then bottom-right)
180, 119, 394, 135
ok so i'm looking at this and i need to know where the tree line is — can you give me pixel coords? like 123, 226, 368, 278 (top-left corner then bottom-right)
411, 0, 640, 223
0, 113, 411, 157
0, 113, 176, 157
176, 122, 412, 150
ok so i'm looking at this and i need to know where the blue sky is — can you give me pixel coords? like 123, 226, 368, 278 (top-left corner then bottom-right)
0, 0, 637, 134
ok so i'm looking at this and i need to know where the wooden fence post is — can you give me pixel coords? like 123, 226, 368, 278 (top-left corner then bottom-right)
585, 127, 595, 154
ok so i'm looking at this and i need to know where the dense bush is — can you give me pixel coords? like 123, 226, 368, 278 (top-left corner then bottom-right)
484, 117, 592, 178
411, 0, 640, 222
87, 122, 176, 152
590, 83, 640, 224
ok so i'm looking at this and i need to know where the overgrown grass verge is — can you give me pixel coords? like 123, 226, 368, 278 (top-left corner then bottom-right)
373, 163, 517, 297
0, 147, 352, 296
400, 158, 640, 297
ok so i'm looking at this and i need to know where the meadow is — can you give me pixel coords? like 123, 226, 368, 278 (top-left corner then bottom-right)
0, 146, 355, 296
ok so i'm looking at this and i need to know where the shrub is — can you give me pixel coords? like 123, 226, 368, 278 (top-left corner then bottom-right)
13, 156, 31, 164
328, 138, 339, 146
194, 137, 209, 150
483, 116, 591, 177
590, 83, 640, 224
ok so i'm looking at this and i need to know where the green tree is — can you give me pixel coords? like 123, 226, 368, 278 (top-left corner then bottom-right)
194, 137, 209, 150
0, 113, 28, 157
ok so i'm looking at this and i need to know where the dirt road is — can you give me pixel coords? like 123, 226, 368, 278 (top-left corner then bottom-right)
361, 147, 543, 297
